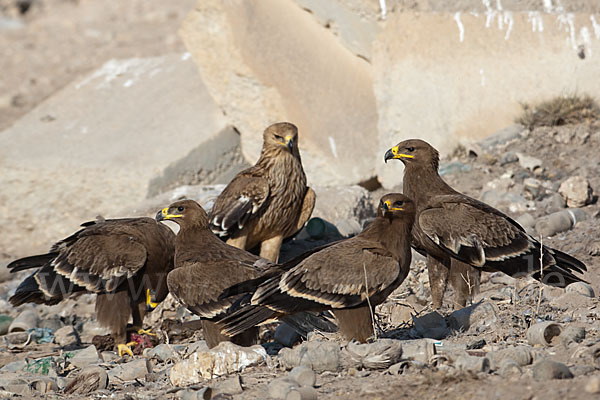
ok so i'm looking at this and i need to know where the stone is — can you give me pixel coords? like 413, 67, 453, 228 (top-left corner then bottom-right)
342, 339, 403, 370
180, 387, 213, 400
0, 53, 228, 258
559, 176, 593, 207
447, 301, 498, 334
169, 342, 267, 385
70, 345, 101, 369
479, 125, 524, 149
585, 375, 600, 394
147, 343, 178, 363
516, 153, 542, 171
565, 282, 595, 298
286, 386, 318, 400
181, 0, 379, 187
108, 358, 151, 383
454, 354, 490, 373
279, 340, 341, 373
147, 125, 250, 197
268, 377, 299, 400
288, 366, 316, 387
0, 360, 27, 372
311, 185, 374, 230
412, 311, 449, 340
499, 151, 519, 166
559, 326, 586, 345
532, 359, 573, 380
214, 375, 243, 395
498, 358, 522, 377
64, 366, 108, 395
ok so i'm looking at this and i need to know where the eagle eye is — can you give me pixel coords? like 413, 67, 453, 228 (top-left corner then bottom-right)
395, 201, 404, 206
177, 206, 184, 212
274, 134, 283, 140
406, 147, 415, 152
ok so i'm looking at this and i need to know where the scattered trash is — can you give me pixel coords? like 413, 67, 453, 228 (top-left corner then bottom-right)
170, 342, 267, 384
532, 359, 573, 380
279, 340, 340, 373
342, 339, 403, 370
527, 322, 562, 346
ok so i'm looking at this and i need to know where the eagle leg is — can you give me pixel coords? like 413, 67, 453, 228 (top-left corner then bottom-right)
259, 235, 283, 262
449, 260, 480, 308
427, 256, 450, 309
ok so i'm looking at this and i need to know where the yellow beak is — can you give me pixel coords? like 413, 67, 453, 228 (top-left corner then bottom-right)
160, 207, 182, 220
383, 200, 404, 212
384, 146, 414, 162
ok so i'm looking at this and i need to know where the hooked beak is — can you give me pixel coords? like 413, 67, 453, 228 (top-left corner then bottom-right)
285, 135, 294, 151
155, 207, 182, 222
384, 146, 414, 163
382, 200, 403, 216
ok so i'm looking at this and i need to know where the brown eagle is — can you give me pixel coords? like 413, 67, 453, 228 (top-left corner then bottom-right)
156, 199, 334, 348
220, 193, 416, 343
8, 217, 175, 355
209, 122, 315, 262
384, 139, 587, 308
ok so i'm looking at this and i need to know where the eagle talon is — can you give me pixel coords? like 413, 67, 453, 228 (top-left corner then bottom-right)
117, 341, 137, 357
137, 328, 156, 336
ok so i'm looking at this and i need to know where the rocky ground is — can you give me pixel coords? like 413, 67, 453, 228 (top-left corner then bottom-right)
0, 120, 598, 399
2, 0, 600, 399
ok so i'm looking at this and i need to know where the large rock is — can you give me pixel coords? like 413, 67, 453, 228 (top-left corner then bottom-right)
374, 11, 600, 187
180, 0, 379, 187
0, 53, 227, 257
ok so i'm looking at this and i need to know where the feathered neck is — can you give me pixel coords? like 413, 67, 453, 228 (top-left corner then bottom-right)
402, 161, 456, 205
359, 216, 412, 260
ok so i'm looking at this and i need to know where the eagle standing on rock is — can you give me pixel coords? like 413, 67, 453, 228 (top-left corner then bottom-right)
384, 139, 587, 308
157, 199, 334, 348
8, 217, 175, 356
219, 193, 416, 343
209, 122, 315, 262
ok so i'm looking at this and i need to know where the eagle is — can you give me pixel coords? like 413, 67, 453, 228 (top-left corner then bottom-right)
209, 122, 315, 262
156, 199, 335, 348
384, 139, 587, 308
219, 193, 416, 343
8, 217, 175, 356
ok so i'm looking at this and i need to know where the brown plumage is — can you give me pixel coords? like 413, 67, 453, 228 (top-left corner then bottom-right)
220, 193, 415, 343
209, 122, 315, 262
384, 139, 587, 308
8, 217, 175, 347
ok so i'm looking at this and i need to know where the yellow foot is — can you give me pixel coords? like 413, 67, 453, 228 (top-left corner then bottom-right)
137, 328, 157, 336
117, 341, 137, 357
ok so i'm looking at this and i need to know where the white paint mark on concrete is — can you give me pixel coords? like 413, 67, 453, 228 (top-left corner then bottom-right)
181, 52, 191, 61
483, 0, 496, 28
480, 69, 486, 87
503, 12, 514, 40
591, 16, 600, 39
528, 11, 543, 32
379, 0, 387, 20
496, 0, 503, 11
328, 136, 338, 158
454, 12, 465, 42
557, 13, 577, 49
123, 79, 133, 88
580, 27, 592, 57
75, 58, 164, 90
542, 0, 553, 13
81, 126, 88, 135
